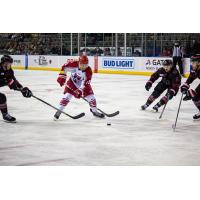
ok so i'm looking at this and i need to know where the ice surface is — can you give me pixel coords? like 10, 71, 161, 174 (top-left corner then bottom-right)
0, 70, 200, 166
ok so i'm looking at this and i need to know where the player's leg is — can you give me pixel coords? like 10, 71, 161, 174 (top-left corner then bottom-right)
141, 82, 167, 110
0, 93, 16, 123
172, 57, 178, 69
54, 88, 73, 120
182, 84, 200, 119
178, 57, 184, 75
152, 88, 173, 112
192, 84, 200, 119
83, 85, 105, 118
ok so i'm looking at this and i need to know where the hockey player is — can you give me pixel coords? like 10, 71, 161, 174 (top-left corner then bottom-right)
180, 54, 200, 119
141, 59, 181, 112
0, 55, 32, 123
54, 54, 105, 119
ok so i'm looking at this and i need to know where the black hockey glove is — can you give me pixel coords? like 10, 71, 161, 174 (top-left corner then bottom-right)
181, 83, 190, 94
21, 87, 32, 98
183, 89, 196, 101
145, 81, 152, 91
167, 89, 175, 100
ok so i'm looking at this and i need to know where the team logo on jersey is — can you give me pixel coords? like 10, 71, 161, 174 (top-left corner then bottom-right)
72, 71, 83, 84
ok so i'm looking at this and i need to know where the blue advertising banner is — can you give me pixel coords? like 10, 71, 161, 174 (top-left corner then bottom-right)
102, 57, 135, 70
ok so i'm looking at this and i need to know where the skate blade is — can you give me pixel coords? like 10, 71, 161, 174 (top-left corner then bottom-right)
3, 120, 17, 123
140, 108, 158, 113
53, 117, 59, 121
93, 115, 105, 119
150, 109, 159, 113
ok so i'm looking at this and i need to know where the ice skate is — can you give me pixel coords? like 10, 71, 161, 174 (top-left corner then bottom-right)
54, 110, 61, 121
3, 113, 16, 123
90, 108, 105, 118
152, 105, 159, 112
193, 112, 200, 120
141, 104, 148, 110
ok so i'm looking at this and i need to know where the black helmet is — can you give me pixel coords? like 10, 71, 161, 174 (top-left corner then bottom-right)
191, 54, 200, 62
163, 59, 172, 66
1, 55, 13, 64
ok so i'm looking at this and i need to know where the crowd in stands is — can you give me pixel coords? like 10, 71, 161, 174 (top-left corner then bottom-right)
80, 47, 113, 56
0, 34, 61, 55
0, 33, 200, 57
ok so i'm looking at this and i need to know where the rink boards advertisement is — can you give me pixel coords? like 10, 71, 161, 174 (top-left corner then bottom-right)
0, 55, 26, 70
27, 55, 95, 71
98, 57, 190, 76
7, 55, 190, 76
139, 57, 190, 74
101, 57, 135, 69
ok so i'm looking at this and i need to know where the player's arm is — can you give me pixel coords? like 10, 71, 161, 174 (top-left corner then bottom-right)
7, 68, 23, 90
8, 69, 32, 97
74, 67, 92, 99
81, 67, 92, 89
0, 73, 11, 87
186, 70, 197, 85
181, 70, 197, 94
145, 68, 161, 91
57, 64, 67, 87
168, 73, 181, 99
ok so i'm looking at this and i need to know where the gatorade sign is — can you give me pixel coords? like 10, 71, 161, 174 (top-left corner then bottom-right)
102, 57, 135, 70
142, 57, 172, 71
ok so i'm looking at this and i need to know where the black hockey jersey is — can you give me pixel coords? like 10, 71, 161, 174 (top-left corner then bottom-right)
0, 65, 22, 89
149, 67, 181, 93
186, 69, 200, 85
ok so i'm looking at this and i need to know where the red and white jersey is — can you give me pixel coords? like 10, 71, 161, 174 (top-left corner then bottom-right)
61, 59, 92, 90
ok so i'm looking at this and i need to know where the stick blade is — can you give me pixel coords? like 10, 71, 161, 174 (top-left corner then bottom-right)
106, 111, 120, 117
71, 112, 85, 119
97, 109, 120, 117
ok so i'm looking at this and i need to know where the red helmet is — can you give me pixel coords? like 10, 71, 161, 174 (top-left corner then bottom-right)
79, 55, 88, 65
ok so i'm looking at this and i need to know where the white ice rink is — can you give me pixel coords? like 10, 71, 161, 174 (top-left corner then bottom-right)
0, 70, 200, 166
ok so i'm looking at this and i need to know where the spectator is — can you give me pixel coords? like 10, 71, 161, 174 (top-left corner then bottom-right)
118, 48, 122, 56
191, 40, 200, 55
160, 48, 171, 57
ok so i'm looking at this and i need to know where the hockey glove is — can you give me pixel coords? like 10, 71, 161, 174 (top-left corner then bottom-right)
167, 89, 175, 100
183, 89, 196, 101
74, 89, 82, 99
145, 81, 152, 91
21, 87, 32, 98
57, 74, 66, 87
181, 83, 190, 94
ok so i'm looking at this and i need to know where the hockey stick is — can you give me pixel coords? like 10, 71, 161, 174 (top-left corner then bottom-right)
159, 102, 168, 119
81, 96, 120, 117
32, 95, 85, 119
66, 86, 120, 117
172, 93, 184, 131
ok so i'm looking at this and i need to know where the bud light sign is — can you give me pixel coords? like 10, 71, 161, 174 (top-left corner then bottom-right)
102, 57, 135, 70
